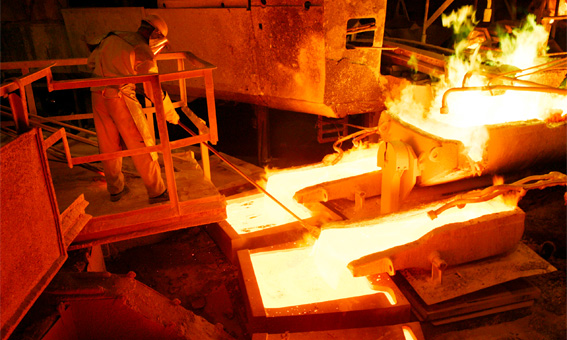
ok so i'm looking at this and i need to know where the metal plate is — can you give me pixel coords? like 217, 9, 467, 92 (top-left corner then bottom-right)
400, 242, 556, 305
1, 129, 66, 340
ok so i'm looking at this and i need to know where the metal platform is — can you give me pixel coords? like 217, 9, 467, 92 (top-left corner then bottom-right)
48, 143, 227, 249
0, 52, 227, 251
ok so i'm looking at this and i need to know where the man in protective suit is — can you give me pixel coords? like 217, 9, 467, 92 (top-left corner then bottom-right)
88, 14, 179, 203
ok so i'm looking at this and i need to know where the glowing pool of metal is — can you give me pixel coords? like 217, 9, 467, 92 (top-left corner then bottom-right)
226, 146, 381, 234
250, 246, 394, 310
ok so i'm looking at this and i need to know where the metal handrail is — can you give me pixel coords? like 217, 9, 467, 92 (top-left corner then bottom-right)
0, 52, 218, 141
1, 52, 219, 215
1, 52, 217, 150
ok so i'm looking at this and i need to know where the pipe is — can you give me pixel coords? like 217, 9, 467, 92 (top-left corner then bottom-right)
428, 172, 567, 219
29, 113, 97, 136
1, 110, 98, 147
498, 57, 567, 78
429, 251, 447, 284
440, 85, 567, 114
429, 251, 447, 271
328, 126, 378, 165
461, 70, 557, 88
542, 15, 567, 20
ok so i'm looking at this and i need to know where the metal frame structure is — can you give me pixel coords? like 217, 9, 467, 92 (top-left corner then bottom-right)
421, 0, 455, 44
0, 52, 225, 248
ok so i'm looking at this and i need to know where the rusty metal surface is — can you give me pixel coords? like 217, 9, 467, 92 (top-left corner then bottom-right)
60, 194, 92, 248
62, 2, 388, 117
348, 208, 525, 277
0, 129, 67, 340
158, 0, 248, 7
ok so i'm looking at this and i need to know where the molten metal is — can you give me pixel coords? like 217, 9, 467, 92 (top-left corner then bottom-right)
226, 145, 380, 234
250, 247, 392, 310
313, 196, 518, 279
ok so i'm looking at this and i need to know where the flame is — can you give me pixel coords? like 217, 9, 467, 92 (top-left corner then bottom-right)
226, 144, 381, 234
493, 175, 504, 185
492, 175, 525, 206
386, 6, 566, 162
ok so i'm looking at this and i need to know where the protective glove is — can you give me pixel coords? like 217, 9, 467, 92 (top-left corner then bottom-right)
162, 91, 180, 125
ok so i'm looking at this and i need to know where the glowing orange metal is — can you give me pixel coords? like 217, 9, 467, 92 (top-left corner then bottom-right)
348, 208, 525, 281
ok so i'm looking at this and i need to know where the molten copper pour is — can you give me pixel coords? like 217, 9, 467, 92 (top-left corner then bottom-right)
178, 122, 320, 237
440, 85, 567, 114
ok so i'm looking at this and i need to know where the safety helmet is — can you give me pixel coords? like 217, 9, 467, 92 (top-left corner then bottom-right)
142, 14, 168, 37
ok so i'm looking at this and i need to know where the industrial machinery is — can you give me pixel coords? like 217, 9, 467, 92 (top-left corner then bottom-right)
1, 1, 566, 339
61, 1, 389, 118
295, 110, 567, 214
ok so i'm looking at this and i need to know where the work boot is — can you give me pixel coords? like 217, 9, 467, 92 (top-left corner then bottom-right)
149, 189, 170, 204
110, 185, 130, 202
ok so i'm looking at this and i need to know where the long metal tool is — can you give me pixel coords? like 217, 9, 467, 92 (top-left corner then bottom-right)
178, 122, 319, 237
427, 172, 567, 219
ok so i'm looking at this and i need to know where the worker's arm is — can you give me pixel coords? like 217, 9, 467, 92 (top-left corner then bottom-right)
136, 46, 180, 124
142, 83, 180, 125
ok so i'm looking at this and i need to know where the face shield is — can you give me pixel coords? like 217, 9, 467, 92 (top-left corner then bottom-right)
142, 14, 169, 55
149, 30, 169, 55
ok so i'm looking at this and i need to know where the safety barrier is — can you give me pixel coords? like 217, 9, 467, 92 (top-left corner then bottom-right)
1, 52, 219, 215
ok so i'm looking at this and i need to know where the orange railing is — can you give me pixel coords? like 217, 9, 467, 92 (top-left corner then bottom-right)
1, 52, 218, 215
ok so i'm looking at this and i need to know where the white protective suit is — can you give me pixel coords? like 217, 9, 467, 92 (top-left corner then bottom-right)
88, 30, 179, 198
